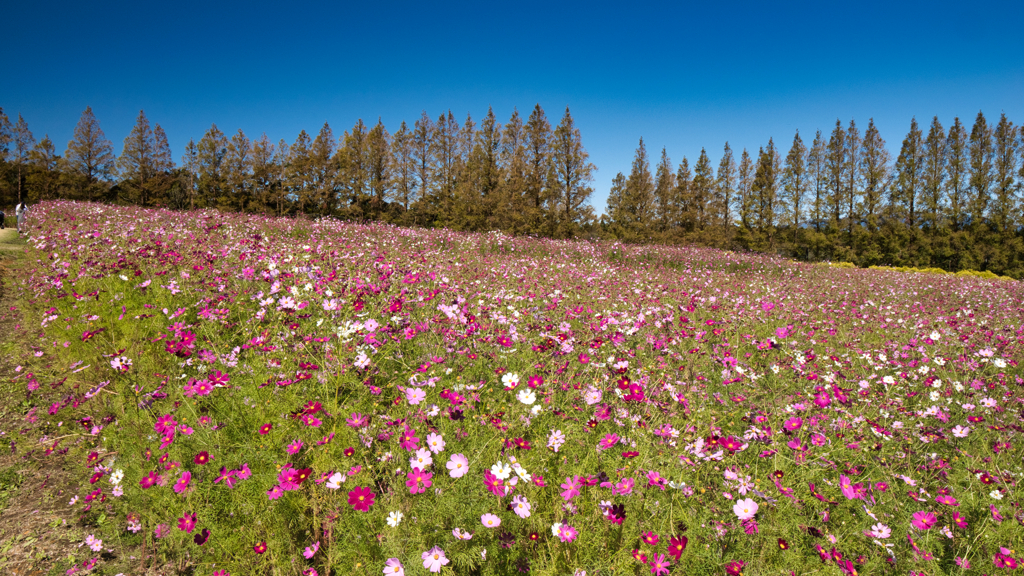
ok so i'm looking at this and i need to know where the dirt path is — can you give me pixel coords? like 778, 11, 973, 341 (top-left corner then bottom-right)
0, 229, 84, 575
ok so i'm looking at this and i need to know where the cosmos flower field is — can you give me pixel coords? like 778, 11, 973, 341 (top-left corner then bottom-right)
8, 201, 1024, 576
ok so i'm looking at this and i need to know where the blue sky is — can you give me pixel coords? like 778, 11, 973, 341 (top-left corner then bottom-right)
3, 0, 1022, 214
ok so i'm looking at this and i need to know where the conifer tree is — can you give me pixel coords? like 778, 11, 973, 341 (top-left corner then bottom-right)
751, 139, 780, 231
181, 139, 199, 210
310, 122, 337, 215
412, 112, 434, 211
524, 105, 552, 232
782, 130, 807, 234
273, 139, 290, 215
550, 107, 595, 236
286, 130, 312, 213
338, 120, 368, 209
991, 113, 1017, 233
154, 125, 174, 173
197, 124, 229, 210
605, 172, 628, 234
716, 143, 736, 236
0, 108, 11, 163
691, 148, 715, 232
844, 120, 861, 237
118, 111, 159, 206
807, 131, 826, 231
893, 118, 924, 227
945, 118, 968, 230
225, 129, 253, 212
967, 111, 993, 226
653, 147, 676, 232
498, 109, 529, 232
825, 120, 846, 226
65, 106, 116, 199
624, 137, 655, 235
12, 114, 35, 204
366, 119, 392, 211
859, 119, 890, 229
28, 135, 59, 201
921, 116, 947, 231
430, 111, 460, 219
672, 157, 691, 233
737, 148, 754, 229
250, 134, 279, 214
390, 121, 417, 212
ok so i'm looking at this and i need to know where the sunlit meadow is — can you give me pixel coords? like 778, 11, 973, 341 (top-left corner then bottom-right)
6, 201, 1023, 576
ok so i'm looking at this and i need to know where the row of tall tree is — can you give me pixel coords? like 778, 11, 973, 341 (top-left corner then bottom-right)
2, 106, 1023, 276
608, 113, 1024, 276
0, 105, 595, 238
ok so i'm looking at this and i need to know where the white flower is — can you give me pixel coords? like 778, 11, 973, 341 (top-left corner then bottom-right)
517, 389, 536, 405
386, 511, 404, 527
501, 373, 520, 388
990, 490, 1004, 500
551, 522, 563, 536
882, 375, 895, 385
929, 391, 940, 401
512, 463, 532, 482
325, 472, 346, 489
929, 331, 940, 341
490, 461, 512, 480
530, 404, 543, 416
109, 469, 124, 485
993, 358, 1007, 368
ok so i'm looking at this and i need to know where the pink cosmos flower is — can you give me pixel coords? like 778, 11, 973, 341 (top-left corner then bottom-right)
452, 527, 473, 540
266, 485, 284, 500
303, 541, 320, 559
868, 523, 891, 538
511, 495, 532, 518
173, 470, 191, 494
383, 558, 405, 576
646, 470, 667, 491
557, 524, 578, 543
287, 440, 303, 454
421, 546, 449, 573
911, 511, 937, 530
447, 454, 469, 478
935, 495, 959, 507
425, 432, 446, 454
783, 417, 802, 432
154, 414, 177, 435
560, 476, 581, 501
732, 498, 758, 520
406, 387, 426, 405
481, 513, 501, 528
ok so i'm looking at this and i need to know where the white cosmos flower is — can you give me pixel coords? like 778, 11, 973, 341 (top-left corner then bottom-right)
990, 490, 1004, 500
386, 511, 404, 527
490, 461, 512, 480
517, 389, 536, 405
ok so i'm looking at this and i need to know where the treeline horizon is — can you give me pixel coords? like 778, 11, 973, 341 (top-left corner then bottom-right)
1, 105, 1023, 277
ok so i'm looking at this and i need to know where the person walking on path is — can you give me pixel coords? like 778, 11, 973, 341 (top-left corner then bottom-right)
15, 202, 27, 234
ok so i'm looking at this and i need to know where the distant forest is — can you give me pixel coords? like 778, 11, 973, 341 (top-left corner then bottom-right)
2, 105, 1023, 277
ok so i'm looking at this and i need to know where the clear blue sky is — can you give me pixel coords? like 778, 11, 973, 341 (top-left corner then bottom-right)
3, 0, 1022, 214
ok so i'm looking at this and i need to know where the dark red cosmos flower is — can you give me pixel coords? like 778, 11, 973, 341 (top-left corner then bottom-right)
194, 528, 210, 545
778, 538, 790, 550
772, 470, 785, 479
344, 447, 355, 457
528, 531, 540, 542
89, 472, 104, 484
194, 451, 210, 465
514, 438, 532, 450
259, 423, 273, 435
253, 541, 267, 554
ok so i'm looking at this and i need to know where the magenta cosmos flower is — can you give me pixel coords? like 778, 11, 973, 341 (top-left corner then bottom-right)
173, 470, 191, 494
447, 453, 469, 478
406, 468, 433, 494
348, 486, 375, 511
783, 417, 802, 432
177, 513, 197, 533
421, 546, 449, 573
911, 511, 937, 530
